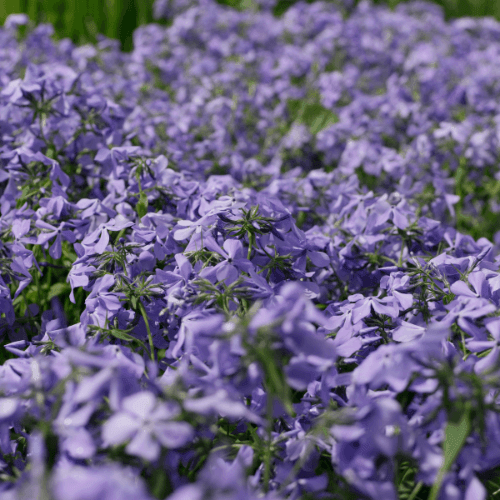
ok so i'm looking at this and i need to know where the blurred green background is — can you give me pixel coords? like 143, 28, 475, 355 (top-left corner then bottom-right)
1, 0, 499, 51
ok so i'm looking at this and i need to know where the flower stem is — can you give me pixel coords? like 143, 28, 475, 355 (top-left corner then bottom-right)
138, 301, 155, 362
407, 481, 423, 500
247, 230, 254, 260
263, 391, 273, 493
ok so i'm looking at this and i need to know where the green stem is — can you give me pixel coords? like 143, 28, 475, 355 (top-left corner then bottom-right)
398, 239, 405, 267
407, 481, 423, 500
460, 329, 467, 359
263, 392, 273, 493
429, 470, 446, 500
247, 230, 254, 260
211, 443, 246, 454
34, 268, 41, 310
138, 301, 155, 362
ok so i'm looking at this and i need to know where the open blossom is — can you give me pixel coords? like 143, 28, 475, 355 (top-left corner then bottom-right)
80, 215, 134, 256
35, 220, 76, 259
348, 293, 400, 323
102, 391, 194, 461
80, 274, 124, 327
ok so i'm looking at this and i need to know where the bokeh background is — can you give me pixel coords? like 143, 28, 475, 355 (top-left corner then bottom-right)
1, 0, 499, 52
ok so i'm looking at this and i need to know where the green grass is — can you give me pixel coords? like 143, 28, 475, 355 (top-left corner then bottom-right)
371, 0, 500, 19
0, 0, 159, 51
0, 0, 499, 51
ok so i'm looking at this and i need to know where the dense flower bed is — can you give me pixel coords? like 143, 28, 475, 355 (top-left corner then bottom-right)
2, 1, 500, 499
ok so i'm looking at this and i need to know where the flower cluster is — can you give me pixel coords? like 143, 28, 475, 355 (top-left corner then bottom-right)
2, 1, 500, 499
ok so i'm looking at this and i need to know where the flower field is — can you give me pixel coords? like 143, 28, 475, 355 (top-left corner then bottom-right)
3, 0, 500, 498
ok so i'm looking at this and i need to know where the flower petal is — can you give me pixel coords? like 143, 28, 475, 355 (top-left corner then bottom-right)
102, 412, 139, 446
126, 428, 160, 461
155, 422, 194, 449
122, 391, 157, 420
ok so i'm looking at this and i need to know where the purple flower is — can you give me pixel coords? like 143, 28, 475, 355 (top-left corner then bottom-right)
443, 295, 496, 338
450, 271, 490, 300
0, 276, 15, 325
380, 272, 414, 310
364, 196, 413, 230
94, 146, 142, 170
200, 238, 253, 285
392, 320, 426, 342
331, 397, 412, 500
68, 262, 97, 303
81, 215, 134, 256
353, 323, 449, 392
102, 391, 194, 461
468, 319, 500, 374
184, 388, 262, 422
51, 463, 154, 500
349, 293, 400, 323
81, 274, 123, 327
35, 220, 76, 259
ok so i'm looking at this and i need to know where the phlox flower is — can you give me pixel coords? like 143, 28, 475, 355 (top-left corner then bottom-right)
102, 391, 193, 461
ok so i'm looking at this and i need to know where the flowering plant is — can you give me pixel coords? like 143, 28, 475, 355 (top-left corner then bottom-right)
2, 2, 500, 499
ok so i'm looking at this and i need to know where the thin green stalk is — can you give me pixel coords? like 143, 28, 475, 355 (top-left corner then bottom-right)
429, 469, 447, 500
407, 481, 423, 500
263, 392, 273, 493
138, 300, 155, 362
247, 231, 254, 260
460, 329, 467, 360
398, 239, 405, 267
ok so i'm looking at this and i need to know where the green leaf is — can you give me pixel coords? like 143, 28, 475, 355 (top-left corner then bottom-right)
428, 403, 472, 500
443, 404, 471, 471
44, 430, 59, 470
253, 343, 295, 417
287, 99, 306, 120
47, 282, 70, 302
108, 328, 147, 352
108, 328, 134, 341
148, 468, 172, 499
287, 99, 338, 135
136, 191, 148, 218
303, 103, 338, 135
